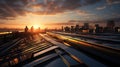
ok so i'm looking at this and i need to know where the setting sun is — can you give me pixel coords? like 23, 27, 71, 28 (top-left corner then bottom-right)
33, 25, 39, 29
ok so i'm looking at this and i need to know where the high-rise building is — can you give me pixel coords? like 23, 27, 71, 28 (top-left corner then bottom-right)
106, 20, 115, 28
104, 20, 115, 33
64, 26, 70, 32
81, 23, 89, 33
94, 24, 103, 33
61, 26, 64, 31
71, 26, 74, 33
75, 24, 80, 33
83, 23, 89, 30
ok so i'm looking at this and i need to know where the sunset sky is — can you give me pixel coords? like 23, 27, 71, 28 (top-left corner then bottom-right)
0, 0, 120, 29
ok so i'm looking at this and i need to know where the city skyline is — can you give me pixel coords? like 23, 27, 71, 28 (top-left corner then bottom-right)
0, 0, 120, 67
0, 0, 120, 29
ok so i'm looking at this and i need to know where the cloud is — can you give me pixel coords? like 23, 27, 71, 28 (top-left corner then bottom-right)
61, 0, 81, 10
46, 22, 75, 26
96, 0, 120, 11
0, 0, 101, 20
29, 0, 101, 15
76, 10, 94, 16
106, 0, 120, 5
96, 6, 106, 10
82, 0, 101, 5
0, 0, 28, 20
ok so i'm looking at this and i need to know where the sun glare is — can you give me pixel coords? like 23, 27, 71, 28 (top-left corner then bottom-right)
33, 25, 39, 29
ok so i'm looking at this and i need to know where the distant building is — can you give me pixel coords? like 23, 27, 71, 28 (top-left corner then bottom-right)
104, 20, 115, 33
118, 28, 120, 32
115, 27, 120, 33
82, 23, 89, 30
75, 24, 80, 33
106, 20, 115, 28
64, 26, 70, 32
82, 23, 89, 33
62, 26, 64, 31
89, 29, 94, 34
94, 24, 103, 33
71, 26, 75, 33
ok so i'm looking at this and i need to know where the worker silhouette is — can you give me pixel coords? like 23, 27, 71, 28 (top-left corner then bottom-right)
30, 26, 34, 40
31, 26, 34, 33
25, 26, 28, 33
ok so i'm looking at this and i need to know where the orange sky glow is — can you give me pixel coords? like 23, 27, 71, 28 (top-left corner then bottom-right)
0, 13, 65, 29
0, 0, 120, 30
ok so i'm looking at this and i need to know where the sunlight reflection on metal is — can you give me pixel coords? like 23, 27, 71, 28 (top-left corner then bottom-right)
34, 46, 58, 57
63, 42, 71, 46
0, 32, 12, 35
